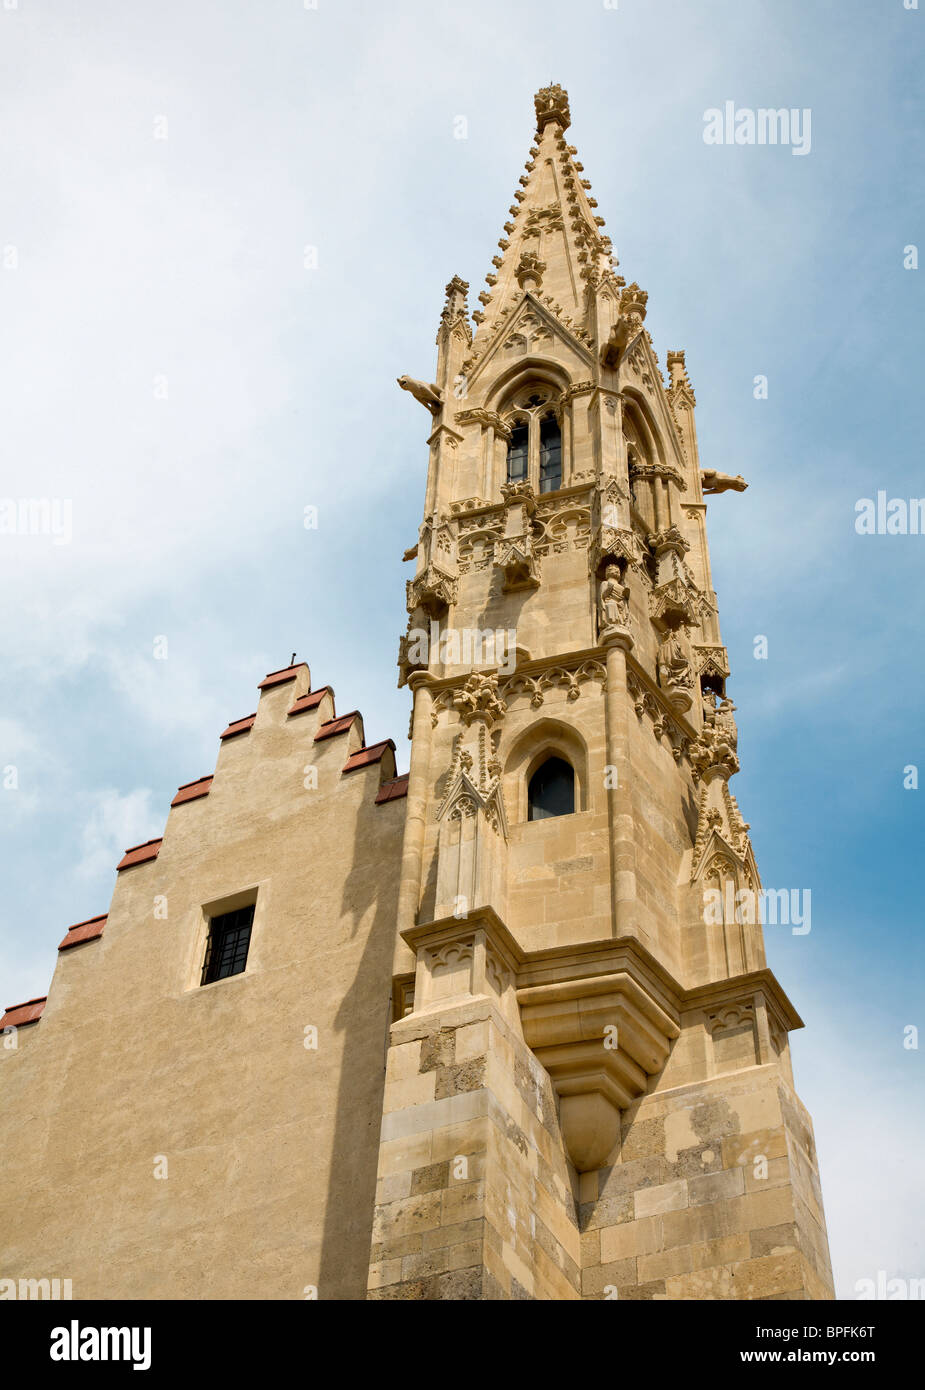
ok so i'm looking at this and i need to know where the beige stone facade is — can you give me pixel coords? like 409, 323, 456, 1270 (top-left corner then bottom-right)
0, 85, 834, 1301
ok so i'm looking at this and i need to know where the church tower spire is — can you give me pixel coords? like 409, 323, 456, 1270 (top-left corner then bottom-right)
372, 87, 834, 1302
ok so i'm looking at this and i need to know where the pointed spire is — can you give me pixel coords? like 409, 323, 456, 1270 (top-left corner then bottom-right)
470, 86, 619, 352
667, 349, 696, 404
435, 275, 472, 396
441, 275, 470, 326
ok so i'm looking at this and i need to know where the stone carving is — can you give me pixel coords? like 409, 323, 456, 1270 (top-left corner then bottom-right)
455, 408, 511, 439
650, 576, 698, 632
405, 517, 458, 618
534, 83, 571, 132
657, 629, 694, 713
701, 470, 748, 495
515, 252, 546, 291
598, 564, 631, 641
599, 282, 649, 368
690, 691, 740, 783
501, 659, 605, 709
397, 375, 443, 413
453, 674, 507, 727
494, 536, 540, 591
523, 204, 565, 236
694, 644, 730, 685
500, 480, 536, 509
429, 939, 474, 973
406, 564, 457, 618
706, 1003, 754, 1035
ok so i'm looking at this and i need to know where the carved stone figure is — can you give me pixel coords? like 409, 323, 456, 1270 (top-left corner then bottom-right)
658, 630, 692, 689
700, 469, 747, 494
598, 564, 630, 635
397, 375, 443, 413
657, 629, 694, 712
714, 697, 739, 750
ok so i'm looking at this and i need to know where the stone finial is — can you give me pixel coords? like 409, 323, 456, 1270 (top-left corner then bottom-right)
515, 251, 546, 291
453, 673, 507, 728
442, 276, 469, 319
666, 349, 688, 388
534, 84, 571, 132
619, 282, 648, 328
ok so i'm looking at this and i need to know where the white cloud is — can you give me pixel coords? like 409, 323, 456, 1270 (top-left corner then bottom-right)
77, 786, 161, 882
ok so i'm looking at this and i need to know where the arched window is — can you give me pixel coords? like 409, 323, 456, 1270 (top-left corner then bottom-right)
528, 756, 575, 821
506, 423, 529, 483
501, 385, 565, 493
539, 415, 562, 493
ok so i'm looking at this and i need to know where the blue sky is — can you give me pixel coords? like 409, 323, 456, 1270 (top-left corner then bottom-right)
1, 0, 922, 1298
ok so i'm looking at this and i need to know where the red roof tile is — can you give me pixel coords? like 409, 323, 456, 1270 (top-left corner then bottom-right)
171, 775, 213, 806
315, 711, 360, 742
1, 997, 46, 1029
116, 838, 163, 871
258, 664, 305, 691
220, 713, 256, 741
375, 775, 410, 805
288, 687, 333, 718
58, 914, 107, 951
343, 740, 396, 774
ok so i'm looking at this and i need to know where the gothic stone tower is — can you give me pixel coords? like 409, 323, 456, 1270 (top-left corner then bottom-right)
370, 85, 834, 1300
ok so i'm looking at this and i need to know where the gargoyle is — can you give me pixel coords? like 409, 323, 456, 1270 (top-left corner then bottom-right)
599, 319, 639, 370
397, 375, 443, 413
701, 470, 747, 495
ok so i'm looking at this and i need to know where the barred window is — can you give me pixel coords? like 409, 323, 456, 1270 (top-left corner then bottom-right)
201, 904, 255, 985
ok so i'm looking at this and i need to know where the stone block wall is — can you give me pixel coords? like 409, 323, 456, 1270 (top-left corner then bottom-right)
578, 1064, 834, 1300
368, 995, 581, 1300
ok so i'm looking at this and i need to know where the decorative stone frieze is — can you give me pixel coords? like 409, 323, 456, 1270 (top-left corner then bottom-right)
500, 658, 606, 708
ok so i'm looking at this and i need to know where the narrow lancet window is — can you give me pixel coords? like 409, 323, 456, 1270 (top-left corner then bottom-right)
528, 755, 575, 820
507, 423, 529, 483
539, 415, 562, 493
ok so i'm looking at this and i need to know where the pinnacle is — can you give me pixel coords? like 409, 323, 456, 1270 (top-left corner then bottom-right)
470, 87, 616, 346
534, 83, 571, 132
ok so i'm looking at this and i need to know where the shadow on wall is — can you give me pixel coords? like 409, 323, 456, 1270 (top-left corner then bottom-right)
317, 790, 402, 1299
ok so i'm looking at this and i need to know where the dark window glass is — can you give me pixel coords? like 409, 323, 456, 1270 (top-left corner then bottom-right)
528, 756, 575, 821
201, 904, 255, 985
539, 416, 562, 493
507, 423, 529, 482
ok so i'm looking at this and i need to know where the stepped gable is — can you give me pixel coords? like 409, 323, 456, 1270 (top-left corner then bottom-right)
116, 838, 162, 871
220, 713, 257, 741
288, 687, 333, 717
375, 775, 410, 804
58, 915, 107, 951
315, 711, 362, 742
11, 656, 407, 1022
0, 997, 46, 1029
170, 776, 213, 806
